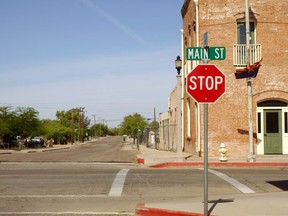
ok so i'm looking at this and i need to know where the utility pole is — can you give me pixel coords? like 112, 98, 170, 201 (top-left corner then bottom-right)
154, 107, 157, 149
78, 107, 85, 143
71, 111, 74, 144
92, 114, 96, 125
245, 0, 255, 162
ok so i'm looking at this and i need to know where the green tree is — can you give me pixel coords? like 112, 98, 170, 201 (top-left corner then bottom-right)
0, 106, 13, 139
56, 109, 79, 127
56, 108, 90, 142
42, 120, 70, 144
149, 120, 159, 132
0, 106, 43, 146
120, 113, 146, 143
108, 127, 120, 136
90, 123, 109, 137
12, 107, 42, 138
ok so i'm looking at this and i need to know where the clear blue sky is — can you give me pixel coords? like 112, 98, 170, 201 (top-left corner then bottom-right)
0, 0, 183, 127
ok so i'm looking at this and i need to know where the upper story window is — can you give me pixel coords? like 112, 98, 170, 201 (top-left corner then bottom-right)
233, 18, 261, 67
237, 21, 255, 44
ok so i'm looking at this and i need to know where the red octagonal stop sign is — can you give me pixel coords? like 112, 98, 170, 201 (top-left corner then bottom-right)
186, 64, 226, 103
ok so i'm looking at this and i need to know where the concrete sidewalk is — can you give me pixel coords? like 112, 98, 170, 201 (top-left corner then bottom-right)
136, 144, 288, 168
135, 144, 288, 216
136, 192, 288, 216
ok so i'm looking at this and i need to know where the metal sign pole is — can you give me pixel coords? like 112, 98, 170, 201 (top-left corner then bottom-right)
203, 32, 209, 216
186, 31, 226, 216
204, 103, 208, 216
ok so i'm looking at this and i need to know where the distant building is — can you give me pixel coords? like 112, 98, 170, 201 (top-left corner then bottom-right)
159, 87, 179, 151
160, 0, 288, 157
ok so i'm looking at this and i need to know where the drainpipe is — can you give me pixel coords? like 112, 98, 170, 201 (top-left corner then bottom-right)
194, 0, 201, 156
181, 29, 184, 151
194, 0, 199, 47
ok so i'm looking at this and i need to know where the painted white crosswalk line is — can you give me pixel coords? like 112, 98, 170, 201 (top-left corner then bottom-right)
199, 168, 255, 194
0, 195, 106, 198
108, 168, 130, 197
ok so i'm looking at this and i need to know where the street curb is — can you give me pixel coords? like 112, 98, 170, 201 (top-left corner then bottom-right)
149, 161, 288, 168
135, 203, 205, 216
42, 147, 71, 152
0, 146, 72, 155
0, 139, 96, 155
137, 158, 145, 164
0, 151, 12, 155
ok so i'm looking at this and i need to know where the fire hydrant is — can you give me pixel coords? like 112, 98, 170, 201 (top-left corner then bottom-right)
219, 143, 227, 162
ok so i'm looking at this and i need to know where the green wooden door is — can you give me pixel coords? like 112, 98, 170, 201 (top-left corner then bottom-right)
264, 110, 282, 154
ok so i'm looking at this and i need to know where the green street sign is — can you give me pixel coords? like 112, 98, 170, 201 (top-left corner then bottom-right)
186, 47, 226, 60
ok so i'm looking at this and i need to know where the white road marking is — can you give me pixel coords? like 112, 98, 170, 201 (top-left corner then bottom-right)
108, 168, 130, 197
199, 168, 255, 194
208, 169, 256, 194
0, 195, 106, 198
0, 162, 134, 165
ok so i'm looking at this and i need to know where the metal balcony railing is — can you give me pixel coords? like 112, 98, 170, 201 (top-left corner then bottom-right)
233, 44, 262, 67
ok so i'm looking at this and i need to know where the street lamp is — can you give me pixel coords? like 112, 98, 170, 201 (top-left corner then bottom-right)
175, 56, 182, 156
175, 56, 182, 75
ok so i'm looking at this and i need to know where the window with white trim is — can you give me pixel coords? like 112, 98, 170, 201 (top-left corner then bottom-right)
237, 20, 255, 44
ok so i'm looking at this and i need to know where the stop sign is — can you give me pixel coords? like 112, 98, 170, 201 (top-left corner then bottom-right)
186, 64, 226, 103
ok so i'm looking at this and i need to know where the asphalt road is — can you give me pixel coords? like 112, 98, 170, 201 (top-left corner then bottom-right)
0, 136, 287, 215
0, 136, 136, 163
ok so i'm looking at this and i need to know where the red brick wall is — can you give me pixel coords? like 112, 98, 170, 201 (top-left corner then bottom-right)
181, 0, 288, 157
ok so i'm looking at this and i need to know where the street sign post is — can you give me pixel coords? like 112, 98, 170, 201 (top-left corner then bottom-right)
186, 64, 226, 216
187, 32, 226, 216
186, 64, 226, 103
203, 32, 209, 216
186, 47, 226, 60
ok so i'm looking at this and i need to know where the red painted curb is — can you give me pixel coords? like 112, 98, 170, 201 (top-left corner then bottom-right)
136, 203, 205, 216
137, 158, 145, 164
150, 161, 288, 168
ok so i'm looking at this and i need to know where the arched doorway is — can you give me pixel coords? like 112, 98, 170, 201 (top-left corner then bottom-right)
257, 100, 288, 155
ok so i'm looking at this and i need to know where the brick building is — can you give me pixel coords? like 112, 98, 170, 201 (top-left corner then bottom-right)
159, 0, 288, 157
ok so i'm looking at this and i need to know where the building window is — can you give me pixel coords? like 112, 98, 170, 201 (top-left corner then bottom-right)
266, 112, 279, 133
258, 100, 287, 107
237, 21, 255, 44
257, 112, 261, 133
234, 20, 258, 66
